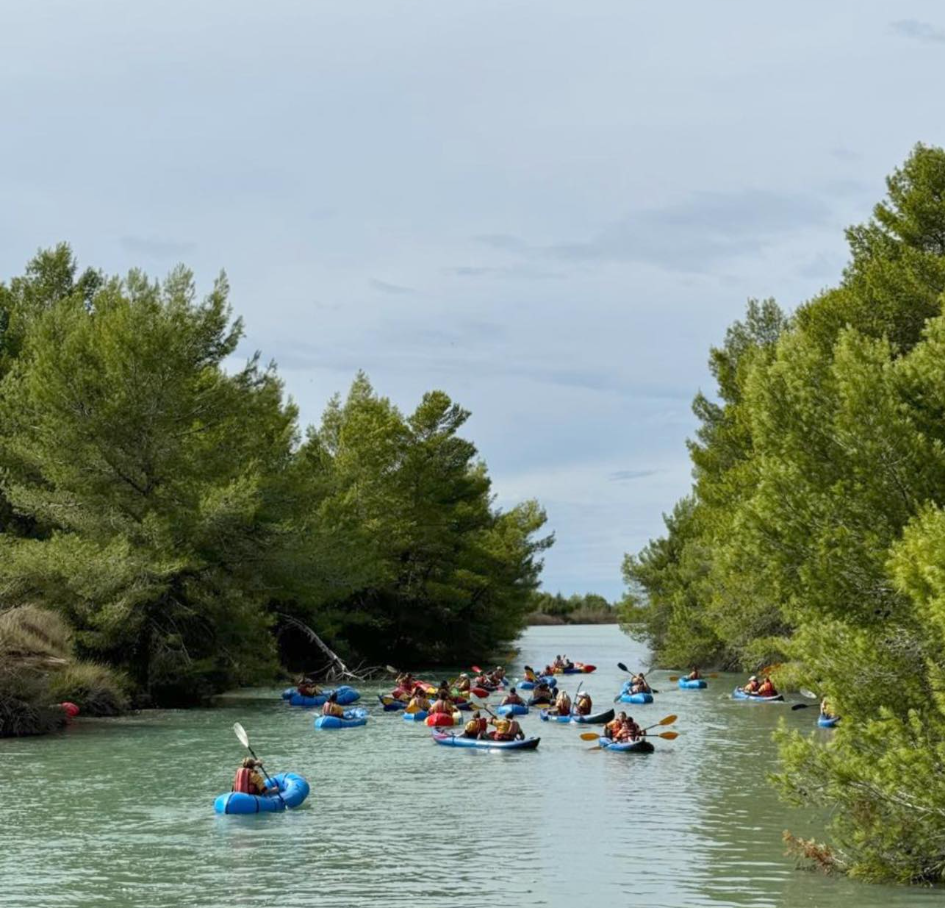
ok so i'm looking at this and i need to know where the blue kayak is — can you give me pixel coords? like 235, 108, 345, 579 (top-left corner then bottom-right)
598, 737, 654, 754
214, 772, 310, 814
818, 715, 840, 728
288, 685, 361, 708
519, 676, 557, 691
314, 707, 369, 729
539, 710, 572, 723
678, 678, 708, 689
496, 703, 528, 717
618, 692, 653, 704
378, 694, 406, 711
732, 687, 783, 702
431, 731, 540, 750
540, 707, 615, 725
402, 710, 429, 722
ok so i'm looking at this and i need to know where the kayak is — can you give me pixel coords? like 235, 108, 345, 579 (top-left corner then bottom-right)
527, 695, 554, 707
818, 715, 841, 728
314, 707, 369, 729
598, 737, 654, 754
470, 686, 490, 699
519, 676, 557, 691
678, 678, 708, 690
618, 692, 654, 704
571, 708, 615, 725
732, 687, 783, 702
402, 710, 429, 722
425, 712, 462, 727
214, 772, 310, 814
554, 664, 596, 675
432, 731, 540, 750
540, 707, 615, 725
496, 703, 528, 717
378, 694, 406, 711
288, 686, 360, 708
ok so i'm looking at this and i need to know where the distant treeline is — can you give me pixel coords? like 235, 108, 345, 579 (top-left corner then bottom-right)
0, 246, 552, 728
527, 592, 616, 625
619, 144, 945, 884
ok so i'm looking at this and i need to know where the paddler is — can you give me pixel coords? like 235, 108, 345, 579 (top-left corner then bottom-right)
551, 688, 572, 716
427, 690, 455, 716
232, 757, 276, 796
757, 676, 778, 697
499, 686, 525, 707
630, 673, 651, 694
493, 666, 507, 684
456, 673, 472, 693
321, 691, 346, 718
463, 710, 489, 739
531, 678, 554, 704
406, 687, 431, 713
573, 690, 593, 716
490, 715, 525, 742
604, 711, 627, 739
742, 675, 761, 694
820, 696, 834, 719
687, 666, 701, 681
296, 675, 321, 697
614, 715, 642, 743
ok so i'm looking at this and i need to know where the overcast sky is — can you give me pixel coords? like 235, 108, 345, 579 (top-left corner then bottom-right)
2, 2, 944, 599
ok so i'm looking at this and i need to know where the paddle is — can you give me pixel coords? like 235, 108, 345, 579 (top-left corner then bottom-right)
580, 730, 679, 741
799, 688, 819, 699
791, 703, 810, 711
233, 722, 284, 804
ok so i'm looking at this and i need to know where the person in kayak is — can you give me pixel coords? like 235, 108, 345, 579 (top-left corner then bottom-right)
296, 675, 321, 697
463, 710, 489, 739
489, 666, 506, 686
687, 666, 702, 681
322, 692, 346, 718
456, 673, 472, 694
562, 655, 574, 670
548, 688, 571, 716
428, 691, 455, 716
757, 676, 778, 697
614, 716, 643, 743
531, 678, 554, 704
232, 757, 276, 796
604, 711, 627, 739
500, 687, 525, 707
742, 675, 761, 694
490, 715, 525, 741
406, 688, 431, 713
630, 673, 651, 694
553, 655, 565, 670
574, 691, 593, 716
820, 696, 835, 719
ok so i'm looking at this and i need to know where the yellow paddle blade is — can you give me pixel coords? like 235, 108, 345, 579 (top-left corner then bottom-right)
579, 732, 600, 741
659, 714, 678, 726
658, 731, 679, 740
405, 703, 421, 714
668, 676, 680, 682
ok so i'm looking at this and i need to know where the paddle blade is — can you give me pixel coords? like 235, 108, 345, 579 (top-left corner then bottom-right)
658, 731, 679, 740
668, 676, 680, 682
791, 703, 809, 711
659, 714, 678, 726
471, 665, 482, 674
579, 732, 600, 741
233, 722, 249, 748
799, 688, 818, 700
385, 665, 399, 675
617, 662, 629, 673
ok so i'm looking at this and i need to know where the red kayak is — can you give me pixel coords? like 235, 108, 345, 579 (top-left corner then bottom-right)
425, 712, 461, 727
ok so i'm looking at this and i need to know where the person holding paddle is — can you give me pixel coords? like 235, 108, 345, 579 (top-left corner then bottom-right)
406, 687, 431, 713
463, 710, 488, 739
574, 690, 593, 716
456, 673, 472, 694
613, 716, 642, 743
500, 686, 525, 707
630, 673, 651, 694
232, 757, 277, 796
296, 675, 321, 698
428, 690, 454, 716
322, 691, 346, 718
686, 666, 702, 681
757, 676, 778, 697
490, 714, 524, 741
604, 712, 627, 739
550, 688, 571, 716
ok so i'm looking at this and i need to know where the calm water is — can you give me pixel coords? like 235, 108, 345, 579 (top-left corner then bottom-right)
1, 624, 940, 907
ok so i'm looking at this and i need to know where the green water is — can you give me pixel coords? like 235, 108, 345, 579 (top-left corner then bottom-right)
2, 624, 941, 907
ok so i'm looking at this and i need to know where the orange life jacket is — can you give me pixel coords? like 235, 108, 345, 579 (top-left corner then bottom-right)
233, 768, 256, 794
758, 681, 776, 696
323, 702, 345, 717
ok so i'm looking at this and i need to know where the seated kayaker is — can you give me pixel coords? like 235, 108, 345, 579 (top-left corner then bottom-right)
322, 692, 346, 718
631, 673, 651, 694
742, 675, 761, 694
532, 679, 554, 703
474, 672, 493, 690
543, 664, 555, 677
551, 689, 572, 716
493, 666, 506, 682
574, 691, 593, 716
232, 757, 276, 796
297, 675, 321, 697
562, 655, 574, 670
428, 691, 454, 715
553, 655, 565, 670
406, 689, 431, 713
500, 687, 525, 707
614, 716, 642, 743
820, 697, 834, 719
604, 712, 627, 739
463, 710, 489, 739
523, 666, 537, 683
456, 673, 472, 693
490, 716, 525, 741
757, 677, 777, 697
687, 666, 701, 681
435, 681, 454, 702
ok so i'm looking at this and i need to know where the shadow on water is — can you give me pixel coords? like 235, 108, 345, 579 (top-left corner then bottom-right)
1, 624, 941, 907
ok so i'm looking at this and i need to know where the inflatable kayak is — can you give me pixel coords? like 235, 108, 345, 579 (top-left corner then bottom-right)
618, 692, 654, 704
539, 710, 572, 723
288, 686, 361, 708
425, 712, 462, 727
431, 731, 540, 750
379, 694, 406, 711
571, 708, 615, 725
314, 707, 369, 729
598, 737, 654, 754
402, 710, 429, 722
678, 678, 708, 690
496, 703, 528, 717
527, 695, 554, 707
818, 715, 841, 728
519, 675, 557, 691
732, 687, 783, 702
214, 772, 310, 814
554, 664, 596, 675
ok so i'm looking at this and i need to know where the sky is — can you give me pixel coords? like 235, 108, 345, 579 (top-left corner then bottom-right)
2, 2, 945, 599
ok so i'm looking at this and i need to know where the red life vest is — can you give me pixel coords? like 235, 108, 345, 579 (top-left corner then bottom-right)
233, 768, 255, 794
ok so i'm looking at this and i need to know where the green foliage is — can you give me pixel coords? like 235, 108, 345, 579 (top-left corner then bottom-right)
528, 591, 615, 625
621, 143, 945, 881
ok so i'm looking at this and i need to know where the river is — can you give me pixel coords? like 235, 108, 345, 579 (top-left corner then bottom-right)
1, 624, 940, 907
